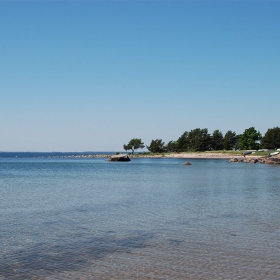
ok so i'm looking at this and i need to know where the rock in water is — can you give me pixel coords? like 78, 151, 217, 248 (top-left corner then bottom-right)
183, 162, 192, 165
107, 154, 131, 162
264, 158, 280, 165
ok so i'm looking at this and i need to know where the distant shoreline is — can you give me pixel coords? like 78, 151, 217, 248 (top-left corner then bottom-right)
2, 151, 278, 164
0, 151, 272, 160
131, 152, 258, 159
60, 152, 260, 159
145, 153, 245, 159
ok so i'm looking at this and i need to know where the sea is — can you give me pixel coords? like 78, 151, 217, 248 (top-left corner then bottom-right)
0, 153, 280, 279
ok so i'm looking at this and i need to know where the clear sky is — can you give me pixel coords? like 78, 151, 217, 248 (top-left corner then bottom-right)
1, 0, 279, 152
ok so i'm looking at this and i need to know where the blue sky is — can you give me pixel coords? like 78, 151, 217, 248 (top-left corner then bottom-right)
1, 1, 279, 152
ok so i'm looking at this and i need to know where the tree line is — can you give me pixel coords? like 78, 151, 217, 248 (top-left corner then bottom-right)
123, 126, 280, 154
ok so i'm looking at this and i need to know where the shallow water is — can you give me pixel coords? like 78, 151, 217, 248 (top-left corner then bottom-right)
0, 158, 280, 279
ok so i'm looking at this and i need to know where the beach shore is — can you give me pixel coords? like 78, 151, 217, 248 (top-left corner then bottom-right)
54, 152, 278, 160
144, 152, 247, 159
141, 152, 280, 163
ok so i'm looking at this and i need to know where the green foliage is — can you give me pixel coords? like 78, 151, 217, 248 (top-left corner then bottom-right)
238, 127, 262, 150
123, 138, 145, 154
176, 131, 189, 152
187, 128, 211, 151
223, 130, 238, 150
165, 141, 177, 152
122, 126, 276, 155
261, 127, 280, 149
173, 128, 211, 152
146, 139, 166, 153
211, 130, 224, 150
235, 134, 241, 150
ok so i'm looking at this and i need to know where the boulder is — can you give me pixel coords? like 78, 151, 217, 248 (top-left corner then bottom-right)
265, 158, 280, 165
257, 156, 280, 165
229, 158, 238, 162
183, 162, 192, 165
107, 154, 131, 162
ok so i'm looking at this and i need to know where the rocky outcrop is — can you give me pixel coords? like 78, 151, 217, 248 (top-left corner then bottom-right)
228, 155, 280, 165
229, 158, 239, 162
258, 156, 280, 165
107, 154, 131, 162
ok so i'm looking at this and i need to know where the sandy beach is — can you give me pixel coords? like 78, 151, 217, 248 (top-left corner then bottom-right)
148, 152, 280, 163
145, 152, 248, 159
165, 152, 243, 159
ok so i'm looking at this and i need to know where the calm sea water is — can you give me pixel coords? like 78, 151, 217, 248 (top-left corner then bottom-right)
0, 157, 280, 279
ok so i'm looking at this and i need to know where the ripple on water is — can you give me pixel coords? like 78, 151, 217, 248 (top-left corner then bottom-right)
1, 158, 280, 279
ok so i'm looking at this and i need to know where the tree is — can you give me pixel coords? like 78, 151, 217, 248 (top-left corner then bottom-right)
146, 139, 166, 153
123, 138, 145, 154
165, 141, 177, 152
187, 128, 211, 151
176, 131, 189, 152
261, 127, 280, 149
238, 127, 262, 150
211, 130, 224, 150
223, 130, 238, 150
175, 128, 212, 152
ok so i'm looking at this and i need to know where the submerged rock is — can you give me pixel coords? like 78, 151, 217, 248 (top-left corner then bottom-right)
183, 162, 192, 165
107, 154, 131, 162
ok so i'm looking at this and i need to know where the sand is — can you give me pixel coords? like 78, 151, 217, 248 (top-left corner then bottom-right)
147, 152, 256, 159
